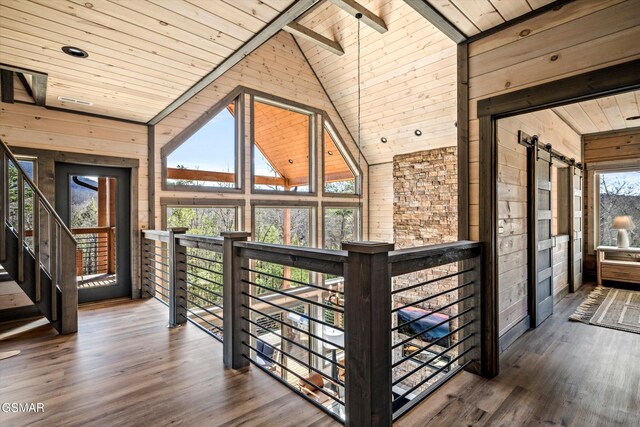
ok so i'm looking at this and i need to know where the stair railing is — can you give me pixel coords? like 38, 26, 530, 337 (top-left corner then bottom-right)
0, 138, 77, 334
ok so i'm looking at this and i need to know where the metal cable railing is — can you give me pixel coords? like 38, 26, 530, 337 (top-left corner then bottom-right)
238, 260, 347, 423
142, 238, 170, 305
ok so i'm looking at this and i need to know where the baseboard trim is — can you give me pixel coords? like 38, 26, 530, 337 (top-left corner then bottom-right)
499, 315, 531, 353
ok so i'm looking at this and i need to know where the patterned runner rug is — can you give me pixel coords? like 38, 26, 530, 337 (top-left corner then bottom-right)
569, 287, 640, 334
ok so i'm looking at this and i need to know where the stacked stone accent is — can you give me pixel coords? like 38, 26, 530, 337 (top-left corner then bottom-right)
391, 147, 460, 394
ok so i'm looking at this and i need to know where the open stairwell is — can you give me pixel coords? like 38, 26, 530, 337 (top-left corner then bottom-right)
0, 138, 77, 334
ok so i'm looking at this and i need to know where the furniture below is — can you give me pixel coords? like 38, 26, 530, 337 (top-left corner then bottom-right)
298, 372, 338, 405
596, 246, 640, 286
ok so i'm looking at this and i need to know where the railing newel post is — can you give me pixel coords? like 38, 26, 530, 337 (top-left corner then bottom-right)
222, 231, 251, 370
342, 241, 394, 427
169, 227, 188, 328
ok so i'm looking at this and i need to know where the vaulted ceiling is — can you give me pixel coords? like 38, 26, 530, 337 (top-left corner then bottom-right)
0, 0, 564, 163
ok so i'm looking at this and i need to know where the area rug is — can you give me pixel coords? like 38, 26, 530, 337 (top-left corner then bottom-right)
569, 287, 640, 335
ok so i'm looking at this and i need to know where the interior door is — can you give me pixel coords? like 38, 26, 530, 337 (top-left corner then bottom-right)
55, 163, 131, 303
528, 144, 554, 327
570, 166, 584, 292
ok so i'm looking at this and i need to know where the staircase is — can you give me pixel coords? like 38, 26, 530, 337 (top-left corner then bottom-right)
0, 138, 77, 334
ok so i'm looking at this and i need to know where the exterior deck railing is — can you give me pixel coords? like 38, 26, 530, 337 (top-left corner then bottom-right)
141, 229, 483, 426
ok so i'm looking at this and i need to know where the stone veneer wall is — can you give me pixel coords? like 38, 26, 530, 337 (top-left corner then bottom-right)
391, 147, 460, 394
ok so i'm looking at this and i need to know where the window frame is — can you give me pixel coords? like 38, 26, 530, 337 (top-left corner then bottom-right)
161, 90, 244, 194
593, 166, 640, 249
321, 201, 362, 250
321, 115, 362, 197
160, 198, 244, 233
250, 94, 317, 196
250, 200, 318, 248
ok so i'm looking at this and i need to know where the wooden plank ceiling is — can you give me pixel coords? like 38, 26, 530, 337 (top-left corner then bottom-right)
553, 89, 640, 135
295, 0, 457, 164
425, 0, 556, 37
0, 0, 296, 122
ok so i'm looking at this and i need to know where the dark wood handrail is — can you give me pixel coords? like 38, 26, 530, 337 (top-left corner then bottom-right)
389, 240, 482, 277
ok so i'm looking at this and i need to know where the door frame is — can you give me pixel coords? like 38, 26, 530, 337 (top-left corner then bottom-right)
56, 163, 132, 302
6, 147, 141, 300
477, 59, 640, 377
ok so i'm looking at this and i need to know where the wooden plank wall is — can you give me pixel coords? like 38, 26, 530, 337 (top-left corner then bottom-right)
368, 162, 394, 242
468, 0, 640, 241
583, 127, 640, 276
154, 31, 369, 239
496, 109, 580, 338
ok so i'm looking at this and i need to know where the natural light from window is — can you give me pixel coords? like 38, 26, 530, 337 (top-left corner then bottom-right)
598, 171, 640, 247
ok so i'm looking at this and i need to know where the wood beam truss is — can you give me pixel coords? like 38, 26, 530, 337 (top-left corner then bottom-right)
329, 0, 387, 33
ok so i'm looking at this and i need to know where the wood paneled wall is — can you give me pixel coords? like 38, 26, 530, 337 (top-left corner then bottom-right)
583, 127, 640, 276
468, 0, 640, 241
0, 101, 149, 300
368, 162, 394, 242
154, 31, 368, 239
496, 109, 580, 338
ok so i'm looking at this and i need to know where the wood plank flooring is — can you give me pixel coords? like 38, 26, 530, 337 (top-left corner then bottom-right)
1, 285, 638, 426
0, 298, 336, 427
397, 284, 640, 427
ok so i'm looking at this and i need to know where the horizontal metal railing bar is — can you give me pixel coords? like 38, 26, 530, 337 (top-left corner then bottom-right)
393, 347, 475, 403
389, 242, 481, 277
145, 290, 169, 307
392, 281, 474, 313
182, 288, 224, 311
393, 293, 475, 332
393, 306, 474, 349
185, 262, 223, 276
393, 319, 475, 368
144, 265, 169, 278
143, 243, 168, 251
243, 328, 344, 388
153, 289, 170, 300
143, 249, 169, 260
180, 312, 223, 343
246, 357, 345, 425
147, 258, 170, 268
144, 272, 169, 286
243, 316, 345, 370
392, 333, 474, 386
243, 280, 345, 314
185, 252, 223, 265
179, 305, 223, 332
185, 270, 224, 288
145, 279, 169, 293
243, 305, 344, 350
185, 280, 223, 300
235, 241, 346, 276
241, 340, 345, 406
243, 267, 344, 295
243, 291, 345, 332
391, 268, 473, 296
392, 362, 470, 422
180, 299, 224, 322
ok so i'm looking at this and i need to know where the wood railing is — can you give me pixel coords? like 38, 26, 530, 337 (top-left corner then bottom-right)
0, 138, 77, 334
141, 230, 484, 426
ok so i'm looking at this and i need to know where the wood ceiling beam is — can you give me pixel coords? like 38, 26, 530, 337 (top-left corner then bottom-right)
329, 0, 387, 33
0, 64, 48, 106
0, 70, 14, 104
148, 0, 322, 126
284, 22, 344, 56
403, 0, 466, 43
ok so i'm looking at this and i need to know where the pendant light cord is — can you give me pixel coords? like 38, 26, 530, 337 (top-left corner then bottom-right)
356, 13, 362, 206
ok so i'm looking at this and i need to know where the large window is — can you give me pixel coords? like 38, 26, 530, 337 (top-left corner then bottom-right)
323, 123, 357, 194
253, 98, 313, 193
597, 171, 640, 247
165, 99, 239, 189
253, 206, 314, 290
323, 206, 359, 250
166, 206, 238, 236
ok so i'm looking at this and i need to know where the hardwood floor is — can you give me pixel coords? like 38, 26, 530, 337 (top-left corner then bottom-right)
1, 285, 638, 426
398, 284, 640, 427
0, 298, 336, 427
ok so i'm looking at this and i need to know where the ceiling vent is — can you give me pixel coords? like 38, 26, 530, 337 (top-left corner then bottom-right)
57, 96, 93, 106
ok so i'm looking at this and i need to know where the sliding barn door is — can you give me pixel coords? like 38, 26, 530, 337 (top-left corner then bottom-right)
569, 166, 583, 292
528, 145, 554, 327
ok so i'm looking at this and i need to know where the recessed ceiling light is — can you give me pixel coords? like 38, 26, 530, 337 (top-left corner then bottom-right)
328, 150, 334, 156
288, 159, 294, 164
62, 46, 88, 58
626, 115, 640, 121
380, 137, 387, 143
414, 129, 422, 136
